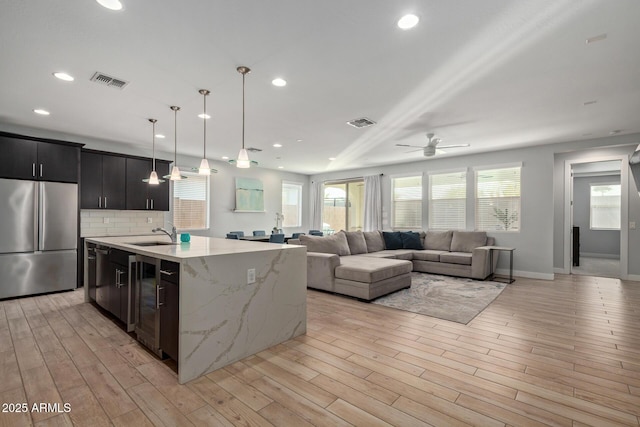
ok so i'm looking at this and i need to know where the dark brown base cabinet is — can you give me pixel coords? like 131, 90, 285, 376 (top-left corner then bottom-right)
159, 260, 179, 362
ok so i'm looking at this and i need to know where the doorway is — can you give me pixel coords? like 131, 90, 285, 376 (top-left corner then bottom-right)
323, 180, 365, 233
569, 159, 624, 278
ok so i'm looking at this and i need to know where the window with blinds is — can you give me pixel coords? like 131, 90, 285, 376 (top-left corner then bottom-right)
590, 184, 621, 230
475, 166, 521, 231
428, 171, 466, 230
392, 175, 422, 230
173, 172, 209, 230
282, 182, 303, 227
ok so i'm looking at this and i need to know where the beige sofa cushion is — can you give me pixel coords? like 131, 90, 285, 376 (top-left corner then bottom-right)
424, 230, 453, 251
439, 252, 473, 265
343, 230, 368, 255
363, 231, 385, 253
450, 231, 487, 253
412, 250, 448, 262
299, 231, 351, 256
336, 257, 412, 283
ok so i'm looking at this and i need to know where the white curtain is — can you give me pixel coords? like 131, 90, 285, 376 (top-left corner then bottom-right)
310, 181, 323, 231
364, 175, 382, 231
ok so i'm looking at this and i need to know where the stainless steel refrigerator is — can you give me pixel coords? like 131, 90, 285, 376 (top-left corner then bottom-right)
0, 178, 77, 299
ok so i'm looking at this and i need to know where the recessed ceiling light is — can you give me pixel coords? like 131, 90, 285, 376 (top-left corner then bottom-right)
272, 78, 287, 87
397, 14, 419, 30
53, 72, 74, 82
155, 134, 165, 139
198, 113, 211, 119
328, 157, 336, 161
33, 109, 50, 115
96, 0, 123, 11
586, 33, 607, 44
296, 139, 303, 142
222, 156, 229, 160
278, 166, 284, 169
273, 143, 282, 148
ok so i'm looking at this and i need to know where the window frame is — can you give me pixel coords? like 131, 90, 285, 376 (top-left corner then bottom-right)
172, 170, 210, 231
427, 169, 467, 230
282, 181, 303, 228
589, 182, 621, 231
391, 173, 423, 231
474, 164, 522, 233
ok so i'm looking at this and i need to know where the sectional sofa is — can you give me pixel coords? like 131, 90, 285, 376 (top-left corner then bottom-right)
289, 230, 497, 300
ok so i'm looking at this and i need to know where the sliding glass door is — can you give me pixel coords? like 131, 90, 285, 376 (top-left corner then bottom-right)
323, 180, 364, 233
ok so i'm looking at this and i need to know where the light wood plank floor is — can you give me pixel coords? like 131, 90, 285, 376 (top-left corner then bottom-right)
1, 274, 639, 426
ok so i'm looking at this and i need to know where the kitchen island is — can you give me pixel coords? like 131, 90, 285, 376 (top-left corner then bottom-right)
84, 235, 307, 384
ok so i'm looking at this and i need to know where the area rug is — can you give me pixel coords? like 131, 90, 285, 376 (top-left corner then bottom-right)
372, 272, 507, 324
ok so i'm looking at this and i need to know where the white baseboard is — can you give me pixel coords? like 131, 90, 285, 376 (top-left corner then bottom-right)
580, 252, 620, 260
554, 267, 568, 274
494, 268, 554, 281
625, 274, 640, 282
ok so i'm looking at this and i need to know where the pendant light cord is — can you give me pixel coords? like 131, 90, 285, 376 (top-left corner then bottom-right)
242, 72, 245, 150
174, 108, 178, 164
151, 120, 156, 170
203, 91, 207, 158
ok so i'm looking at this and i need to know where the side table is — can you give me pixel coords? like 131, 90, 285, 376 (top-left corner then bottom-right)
487, 246, 515, 284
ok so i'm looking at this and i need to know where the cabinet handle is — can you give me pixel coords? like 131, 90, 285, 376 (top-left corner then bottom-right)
99, 197, 102, 208
87, 256, 96, 261
104, 197, 107, 209
32, 163, 36, 177
146, 199, 149, 210
151, 199, 154, 210
40, 164, 43, 177
157, 286, 165, 308
160, 270, 176, 276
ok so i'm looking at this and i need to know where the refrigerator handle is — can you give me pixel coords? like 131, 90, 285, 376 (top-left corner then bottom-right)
38, 182, 45, 250
33, 182, 39, 250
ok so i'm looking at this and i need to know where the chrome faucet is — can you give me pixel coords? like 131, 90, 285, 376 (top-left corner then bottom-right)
152, 226, 177, 243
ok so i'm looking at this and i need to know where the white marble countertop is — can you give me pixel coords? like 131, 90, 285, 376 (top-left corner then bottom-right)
85, 235, 301, 262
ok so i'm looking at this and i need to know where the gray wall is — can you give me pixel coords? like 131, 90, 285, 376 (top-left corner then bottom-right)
573, 175, 620, 258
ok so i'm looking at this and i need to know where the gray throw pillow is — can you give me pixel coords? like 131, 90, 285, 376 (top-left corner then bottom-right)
299, 231, 351, 256
424, 230, 453, 251
450, 231, 487, 253
343, 230, 368, 255
363, 231, 385, 253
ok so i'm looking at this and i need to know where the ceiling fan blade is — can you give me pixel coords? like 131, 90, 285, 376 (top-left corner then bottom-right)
406, 148, 424, 153
395, 143, 425, 148
438, 144, 470, 149
435, 149, 446, 155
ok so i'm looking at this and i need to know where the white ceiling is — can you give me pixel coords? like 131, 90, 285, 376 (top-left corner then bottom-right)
1, 0, 639, 174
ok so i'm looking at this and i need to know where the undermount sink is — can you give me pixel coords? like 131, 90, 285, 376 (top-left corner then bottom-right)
128, 241, 179, 247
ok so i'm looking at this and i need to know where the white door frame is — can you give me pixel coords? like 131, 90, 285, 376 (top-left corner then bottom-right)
563, 156, 629, 278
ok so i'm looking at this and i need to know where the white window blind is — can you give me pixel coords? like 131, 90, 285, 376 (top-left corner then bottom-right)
392, 176, 422, 230
173, 172, 209, 230
282, 182, 303, 227
475, 166, 521, 231
429, 171, 466, 230
590, 184, 621, 230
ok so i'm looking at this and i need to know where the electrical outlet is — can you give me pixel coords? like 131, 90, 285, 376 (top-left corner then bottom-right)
247, 268, 256, 284
630, 221, 636, 230
103, 217, 109, 224
147, 217, 152, 224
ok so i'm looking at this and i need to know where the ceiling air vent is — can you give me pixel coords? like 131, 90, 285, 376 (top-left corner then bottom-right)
347, 117, 376, 128
247, 147, 262, 152
90, 72, 129, 89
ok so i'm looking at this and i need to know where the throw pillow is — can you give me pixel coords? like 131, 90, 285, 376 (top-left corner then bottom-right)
400, 231, 423, 250
424, 230, 453, 251
299, 231, 351, 256
382, 231, 403, 250
363, 231, 385, 253
450, 231, 487, 253
343, 230, 368, 255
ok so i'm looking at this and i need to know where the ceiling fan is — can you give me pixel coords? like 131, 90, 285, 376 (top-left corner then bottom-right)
396, 133, 469, 157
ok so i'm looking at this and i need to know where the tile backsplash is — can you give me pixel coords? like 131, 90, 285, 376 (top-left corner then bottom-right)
81, 210, 167, 237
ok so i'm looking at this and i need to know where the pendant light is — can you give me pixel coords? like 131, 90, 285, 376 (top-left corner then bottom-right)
236, 66, 251, 168
198, 89, 211, 175
168, 105, 183, 180
143, 118, 164, 184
